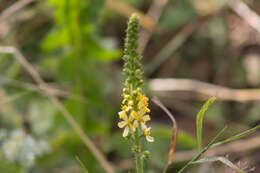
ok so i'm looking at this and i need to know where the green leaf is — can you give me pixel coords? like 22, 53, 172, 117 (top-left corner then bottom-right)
191, 157, 245, 173
178, 126, 227, 173
211, 124, 260, 148
196, 97, 216, 151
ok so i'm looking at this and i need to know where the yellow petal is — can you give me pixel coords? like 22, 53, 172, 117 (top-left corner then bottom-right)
141, 122, 147, 130
132, 120, 138, 132
121, 105, 127, 111
143, 115, 150, 122
143, 127, 151, 136
145, 107, 150, 113
118, 121, 126, 128
130, 110, 138, 119
128, 100, 134, 106
123, 126, 129, 137
125, 106, 132, 112
118, 111, 126, 119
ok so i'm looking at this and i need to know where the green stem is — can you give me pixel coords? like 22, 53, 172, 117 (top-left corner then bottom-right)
135, 129, 143, 173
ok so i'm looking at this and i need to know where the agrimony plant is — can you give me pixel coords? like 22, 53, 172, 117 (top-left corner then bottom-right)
118, 14, 154, 173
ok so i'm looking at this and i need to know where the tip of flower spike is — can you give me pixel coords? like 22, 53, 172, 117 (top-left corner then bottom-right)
129, 13, 139, 22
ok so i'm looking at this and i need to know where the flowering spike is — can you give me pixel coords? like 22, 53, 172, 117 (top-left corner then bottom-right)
118, 13, 154, 173
118, 13, 153, 143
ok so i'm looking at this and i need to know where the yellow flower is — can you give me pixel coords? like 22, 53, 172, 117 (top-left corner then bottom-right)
118, 111, 126, 119
130, 110, 138, 119
131, 120, 138, 132
121, 105, 132, 112
128, 100, 134, 106
118, 115, 132, 137
143, 127, 154, 142
133, 114, 151, 131
122, 94, 130, 104
121, 105, 128, 111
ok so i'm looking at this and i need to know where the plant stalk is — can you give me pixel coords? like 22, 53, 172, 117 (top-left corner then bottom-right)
135, 129, 143, 173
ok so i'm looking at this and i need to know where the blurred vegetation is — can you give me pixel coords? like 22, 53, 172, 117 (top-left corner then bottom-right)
1, 0, 260, 172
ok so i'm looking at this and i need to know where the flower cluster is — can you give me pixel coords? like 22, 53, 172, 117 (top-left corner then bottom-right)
117, 14, 153, 142
118, 89, 154, 142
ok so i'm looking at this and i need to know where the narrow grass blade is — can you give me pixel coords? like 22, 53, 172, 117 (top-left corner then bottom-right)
178, 126, 227, 173
76, 156, 89, 173
152, 97, 178, 173
211, 124, 260, 148
196, 97, 216, 151
191, 157, 245, 173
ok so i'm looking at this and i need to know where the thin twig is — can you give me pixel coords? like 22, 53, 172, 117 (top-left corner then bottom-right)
138, 0, 168, 53
106, 0, 159, 32
0, 0, 34, 24
149, 78, 260, 102
0, 77, 87, 102
229, 0, 260, 34
0, 46, 115, 173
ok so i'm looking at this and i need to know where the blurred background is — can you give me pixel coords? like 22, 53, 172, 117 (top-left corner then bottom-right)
1, 0, 260, 172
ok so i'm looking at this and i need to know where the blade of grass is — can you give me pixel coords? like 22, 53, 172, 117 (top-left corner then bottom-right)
76, 156, 89, 173
191, 156, 245, 173
211, 124, 260, 148
152, 97, 178, 173
178, 126, 227, 173
196, 97, 216, 151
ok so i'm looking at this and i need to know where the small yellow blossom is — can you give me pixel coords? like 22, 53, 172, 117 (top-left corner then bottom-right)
122, 94, 130, 104
130, 110, 138, 119
118, 111, 127, 119
128, 100, 134, 106
118, 115, 133, 137
143, 127, 154, 142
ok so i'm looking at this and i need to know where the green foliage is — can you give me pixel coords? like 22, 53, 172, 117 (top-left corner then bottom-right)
212, 124, 260, 148
38, 0, 121, 172
196, 97, 216, 151
178, 126, 227, 173
42, 0, 120, 134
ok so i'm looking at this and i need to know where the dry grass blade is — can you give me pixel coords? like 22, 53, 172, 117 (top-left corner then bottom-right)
229, 0, 260, 34
138, 0, 168, 53
152, 96, 178, 173
149, 78, 260, 102
0, 77, 87, 102
0, 46, 115, 173
0, 0, 34, 24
